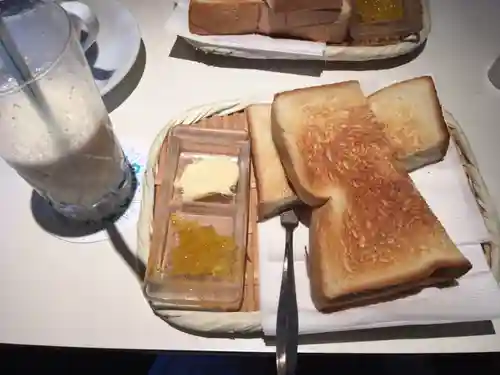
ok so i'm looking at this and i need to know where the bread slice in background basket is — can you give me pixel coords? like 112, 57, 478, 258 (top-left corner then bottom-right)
136, 98, 500, 335
171, 0, 431, 61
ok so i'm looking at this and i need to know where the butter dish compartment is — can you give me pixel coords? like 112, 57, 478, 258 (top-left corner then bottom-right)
145, 125, 250, 311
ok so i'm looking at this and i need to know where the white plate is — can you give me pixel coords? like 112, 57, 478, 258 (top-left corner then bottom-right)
80, 0, 141, 95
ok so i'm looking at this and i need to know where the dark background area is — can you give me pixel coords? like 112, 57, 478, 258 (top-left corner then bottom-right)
0, 345, 499, 374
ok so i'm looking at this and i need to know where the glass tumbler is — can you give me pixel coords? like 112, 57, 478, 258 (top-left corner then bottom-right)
0, 0, 133, 221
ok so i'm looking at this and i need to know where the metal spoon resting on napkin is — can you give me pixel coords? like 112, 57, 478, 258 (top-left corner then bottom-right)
276, 210, 299, 375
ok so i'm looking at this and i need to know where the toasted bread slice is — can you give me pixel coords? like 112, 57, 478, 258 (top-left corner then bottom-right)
310, 196, 471, 312
303, 111, 469, 310
265, 0, 343, 13
271, 81, 371, 206
247, 104, 299, 220
189, 0, 351, 43
368, 76, 450, 172
271, 80, 470, 311
258, 1, 351, 43
189, 0, 262, 35
249, 79, 451, 219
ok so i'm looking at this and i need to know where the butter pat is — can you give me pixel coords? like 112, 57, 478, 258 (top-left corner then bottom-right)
175, 156, 239, 201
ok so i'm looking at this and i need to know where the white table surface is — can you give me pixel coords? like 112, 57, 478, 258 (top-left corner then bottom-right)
1, 0, 500, 353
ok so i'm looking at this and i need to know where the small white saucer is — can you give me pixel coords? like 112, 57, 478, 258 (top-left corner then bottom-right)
80, 0, 142, 95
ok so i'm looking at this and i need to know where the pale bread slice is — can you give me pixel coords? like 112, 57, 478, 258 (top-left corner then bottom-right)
189, 0, 262, 35
368, 76, 450, 172
247, 104, 299, 220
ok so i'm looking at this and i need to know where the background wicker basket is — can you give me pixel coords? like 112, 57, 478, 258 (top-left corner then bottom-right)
180, 0, 431, 62
136, 101, 500, 334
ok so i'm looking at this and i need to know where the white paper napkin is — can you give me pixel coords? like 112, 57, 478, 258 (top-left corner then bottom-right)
166, 0, 326, 58
410, 141, 490, 245
260, 142, 500, 336
261, 244, 500, 335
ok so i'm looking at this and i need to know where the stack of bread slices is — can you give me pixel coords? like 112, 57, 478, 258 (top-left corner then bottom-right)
189, 0, 423, 45
246, 76, 472, 311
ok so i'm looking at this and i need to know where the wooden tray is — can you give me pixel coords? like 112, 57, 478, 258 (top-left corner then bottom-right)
136, 100, 500, 334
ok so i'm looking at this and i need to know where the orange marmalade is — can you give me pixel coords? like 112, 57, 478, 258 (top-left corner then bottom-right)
167, 214, 237, 278
356, 0, 404, 23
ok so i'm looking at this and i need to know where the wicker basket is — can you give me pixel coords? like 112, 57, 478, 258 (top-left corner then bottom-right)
180, 0, 431, 62
136, 101, 500, 334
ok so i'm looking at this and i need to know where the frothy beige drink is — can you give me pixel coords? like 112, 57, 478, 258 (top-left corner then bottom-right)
0, 0, 131, 220
0, 73, 128, 213
7, 120, 125, 207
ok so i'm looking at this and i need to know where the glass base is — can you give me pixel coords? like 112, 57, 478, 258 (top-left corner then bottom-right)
45, 162, 136, 222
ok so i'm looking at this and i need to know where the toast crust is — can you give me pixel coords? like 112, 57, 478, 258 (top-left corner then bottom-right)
247, 104, 300, 220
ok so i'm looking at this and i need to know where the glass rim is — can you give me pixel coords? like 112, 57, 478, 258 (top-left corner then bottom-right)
0, 1, 74, 97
